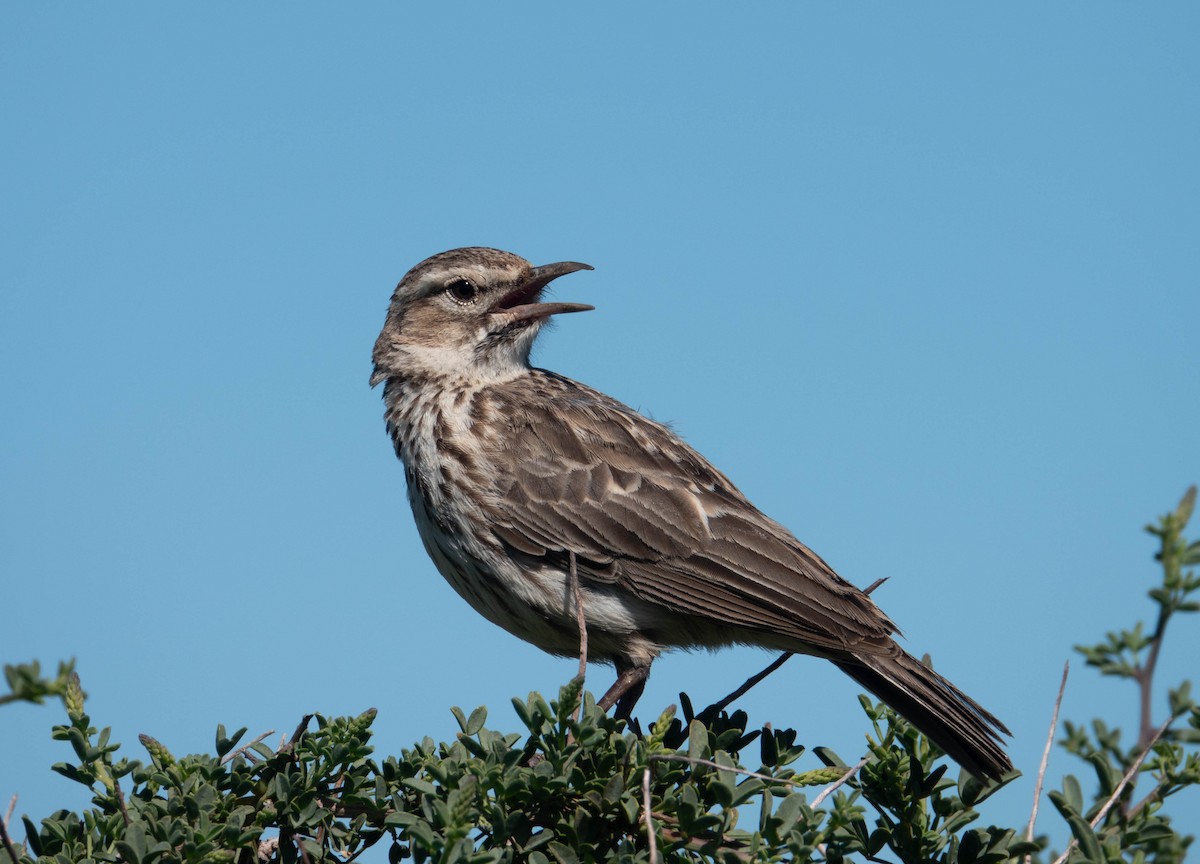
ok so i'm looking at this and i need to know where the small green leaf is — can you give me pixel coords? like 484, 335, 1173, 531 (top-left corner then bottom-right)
547, 841, 580, 864
774, 793, 804, 836
687, 719, 707, 759
116, 823, 149, 864
402, 777, 437, 796
21, 817, 41, 857
1049, 790, 1103, 862
1007, 840, 1042, 856
760, 727, 778, 766
679, 690, 695, 723
1062, 773, 1084, 814
465, 705, 487, 736
602, 772, 624, 803
511, 696, 533, 730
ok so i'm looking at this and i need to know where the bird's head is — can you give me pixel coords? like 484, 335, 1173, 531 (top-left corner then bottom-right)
371, 247, 593, 387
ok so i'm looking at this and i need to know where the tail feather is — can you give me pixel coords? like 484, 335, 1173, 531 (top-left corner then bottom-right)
834, 650, 1012, 780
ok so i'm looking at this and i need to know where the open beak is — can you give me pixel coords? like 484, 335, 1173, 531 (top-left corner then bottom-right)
492, 260, 595, 322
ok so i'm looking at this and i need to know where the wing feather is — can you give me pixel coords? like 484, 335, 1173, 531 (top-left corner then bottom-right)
477, 371, 897, 656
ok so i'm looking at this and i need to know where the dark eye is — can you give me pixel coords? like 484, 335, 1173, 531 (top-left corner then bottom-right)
445, 278, 479, 305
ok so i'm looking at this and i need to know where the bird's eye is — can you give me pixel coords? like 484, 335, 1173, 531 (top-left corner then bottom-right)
445, 278, 479, 305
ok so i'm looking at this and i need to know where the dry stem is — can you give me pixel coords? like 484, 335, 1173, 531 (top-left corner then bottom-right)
220, 729, 278, 766
642, 766, 658, 863
568, 550, 587, 720
1025, 661, 1069, 862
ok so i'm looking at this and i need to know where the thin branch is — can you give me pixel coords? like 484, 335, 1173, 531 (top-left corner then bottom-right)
1136, 602, 1170, 752
1088, 719, 1170, 827
709, 653, 793, 714
219, 729, 277, 766
650, 751, 865, 797
296, 833, 314, 864
1025, 662, 1069, 862
1127, 767, 1174, 821
704, 586, 877, 715
569, 550, 588, 721
1136, 494, 1193, 752
642, 766, 658, 863
810, 757, 869, 808
2, 797, 12, 832
1050, 717, 1172, 864
652, 753, 785, 787
0, 812, 19, 864
811, 759, 871, 861
286, 714, 314, 751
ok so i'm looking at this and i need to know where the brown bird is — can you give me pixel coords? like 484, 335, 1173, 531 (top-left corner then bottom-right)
371, 247, 1011, 779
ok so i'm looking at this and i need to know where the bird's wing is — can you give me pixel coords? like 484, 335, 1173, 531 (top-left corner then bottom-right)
478, 371, 898, 656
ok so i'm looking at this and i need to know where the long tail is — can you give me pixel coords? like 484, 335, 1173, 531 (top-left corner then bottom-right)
834, 650, 1012, 780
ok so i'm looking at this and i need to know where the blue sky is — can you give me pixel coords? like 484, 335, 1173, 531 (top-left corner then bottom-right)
3, 2, 1198, 852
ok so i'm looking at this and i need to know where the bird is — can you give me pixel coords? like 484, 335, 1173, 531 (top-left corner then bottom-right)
370, 247, 1012, 780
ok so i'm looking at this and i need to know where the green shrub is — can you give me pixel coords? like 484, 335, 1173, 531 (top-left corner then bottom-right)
4, 488, 1197, 863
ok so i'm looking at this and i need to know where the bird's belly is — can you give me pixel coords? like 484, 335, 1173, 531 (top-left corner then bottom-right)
406, 475, 662, 662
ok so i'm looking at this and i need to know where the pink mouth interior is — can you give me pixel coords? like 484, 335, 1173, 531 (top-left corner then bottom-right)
495, 283, 539, 310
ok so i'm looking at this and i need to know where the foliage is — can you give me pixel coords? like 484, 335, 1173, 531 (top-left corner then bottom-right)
2, 488, 1198, 864
1057, 486, 1200, 863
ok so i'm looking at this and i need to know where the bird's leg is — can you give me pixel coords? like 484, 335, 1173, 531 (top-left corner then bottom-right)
614, 671, 648, 721
598, 663, 650, 719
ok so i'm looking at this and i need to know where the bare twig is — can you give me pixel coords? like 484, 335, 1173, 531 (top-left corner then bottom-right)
701, 575, 881, 717
652, 753, 786, 787
1050, 718, 1172, 864
1127, 766, 1174, 821
710, 653, 793, 714
219, 729, 277, 766
1136, 603, 1170, 752
0, 797, 20, 864
643, 766, 658, 863
1025, 662, 1069, 862
810, 757, 870, 861
650, 751, 865, 797
0, 813, 19, 864
1087, 719, 1170, 827
810, 756, 869, 808
569, 551, 588, 679
1135, 490, 1195, 752
568, 551, 588, 722
286, 714, 314, 751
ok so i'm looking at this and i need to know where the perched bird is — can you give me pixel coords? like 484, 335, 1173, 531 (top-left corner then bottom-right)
371, 247, 1011, 779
